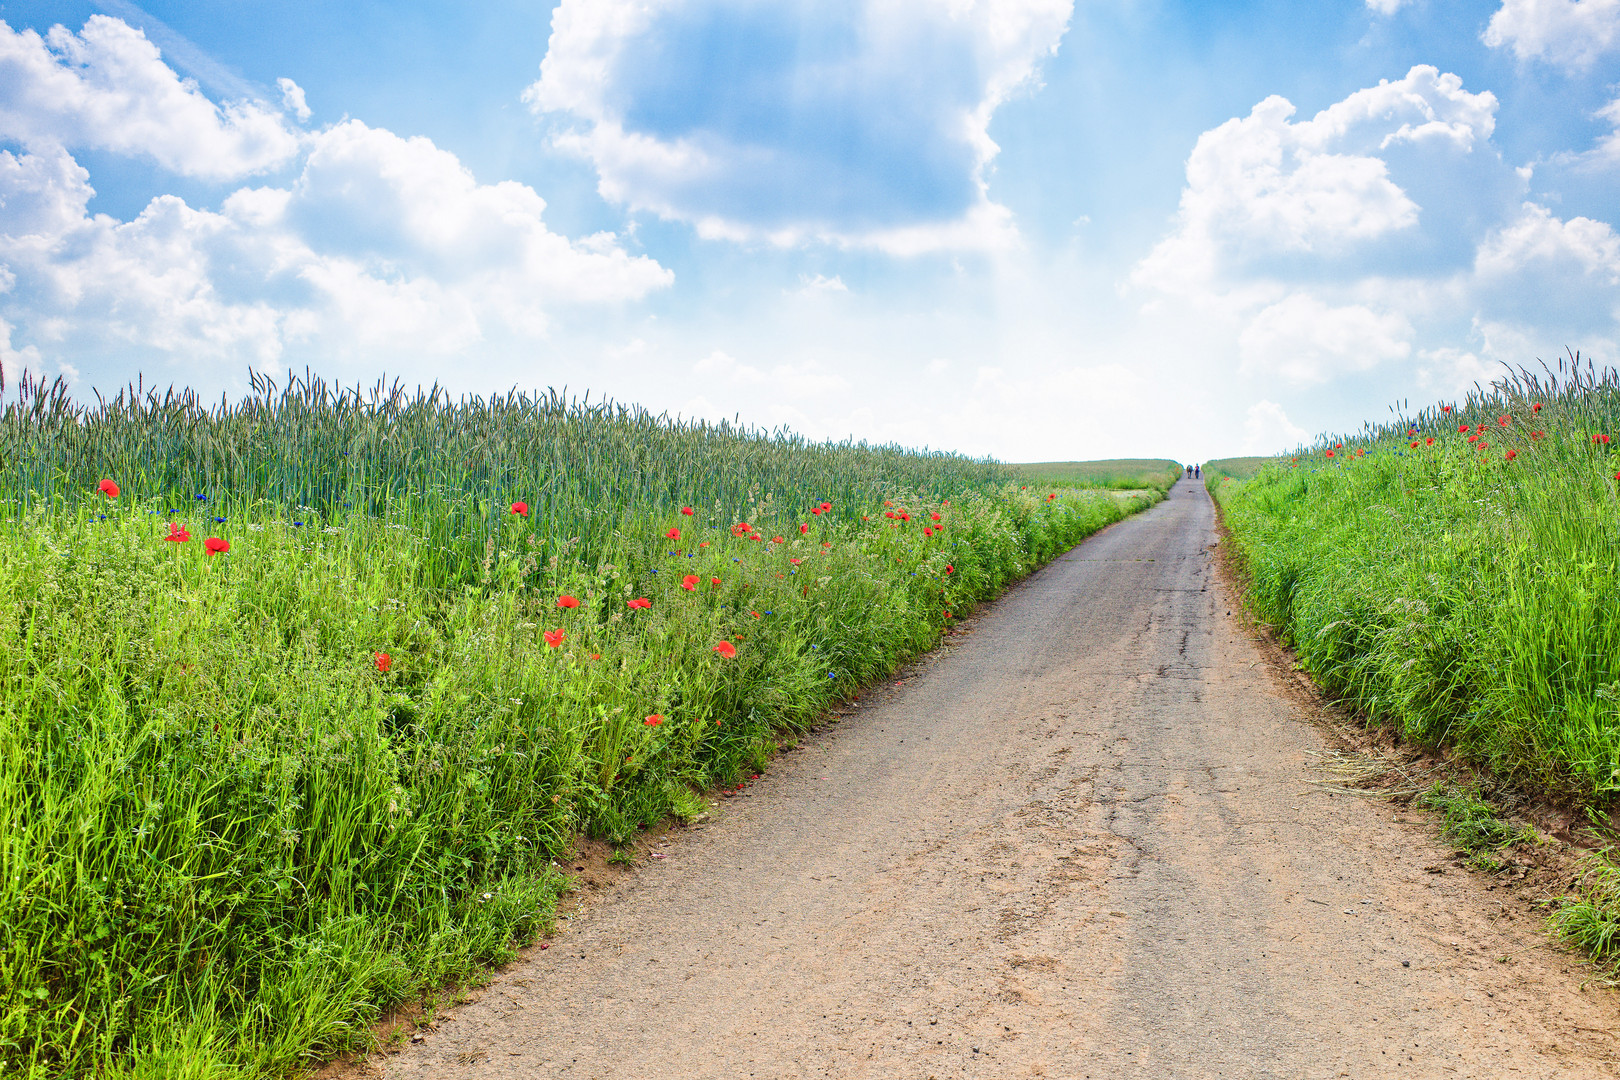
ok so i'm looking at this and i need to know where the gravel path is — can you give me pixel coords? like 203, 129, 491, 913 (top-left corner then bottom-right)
381, 480, 1618, 1079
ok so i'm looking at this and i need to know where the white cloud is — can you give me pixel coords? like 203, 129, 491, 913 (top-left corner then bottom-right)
0, 120, 672, 375
1134, 66, 1497, 300
1241, 400, 1308, 455
1475, 202, 1620, 282
1483, 0, 1620, 68
691, 349, 849, 396
797, 273, 848, 293
1238, 294, 1413, 384
1365, 0, 1413, 13
525, 0, 1072, 252
1411, 346, 1497, 395
0, 16, 300, 180
277, 77, 310, 122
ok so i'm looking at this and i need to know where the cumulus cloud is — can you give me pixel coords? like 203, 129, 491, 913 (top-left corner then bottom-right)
1483, 0, 1620, 69
277, 77, 310, 122
0, 16, 300, 179
0, 20, 673, 381
525, 0, 1072, 252
1238, 294, 1413, 384
1241, 400, 1308, 455
1134, 66, 1501, 300
1131, 65, 1620, 389
1365, 0, 1414, 14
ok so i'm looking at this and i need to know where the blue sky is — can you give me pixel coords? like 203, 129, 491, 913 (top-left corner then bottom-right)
1, 0, 1618, 461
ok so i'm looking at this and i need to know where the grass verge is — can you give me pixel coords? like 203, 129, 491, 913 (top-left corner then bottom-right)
1207, 354, 1620, 979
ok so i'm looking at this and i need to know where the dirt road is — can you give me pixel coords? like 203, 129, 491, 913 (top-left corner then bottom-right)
383, 480, 1618, 1078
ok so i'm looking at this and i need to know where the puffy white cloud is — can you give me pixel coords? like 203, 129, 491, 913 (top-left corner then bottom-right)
277, 77, 310, 122
1241, 400, 1308, 455
1365, 0, 1413, 13
0, 16, 300, 179
1134, 66, 1499, 299
1238, 294, 1413, 384
0, 119, 673, 374
1483, 0, 1620, 69
1131, 66, 1620, 392
1473, 202, 1620, 327
525, 0, 1072, 252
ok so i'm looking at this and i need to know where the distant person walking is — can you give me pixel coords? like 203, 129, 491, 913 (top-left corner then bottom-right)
1194, 464, 1200, 479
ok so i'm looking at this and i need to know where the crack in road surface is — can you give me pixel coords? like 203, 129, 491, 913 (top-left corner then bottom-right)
382, 481, 1618, 1078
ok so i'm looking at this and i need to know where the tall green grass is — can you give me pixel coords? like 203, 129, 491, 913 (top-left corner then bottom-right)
0, 371, 1161, 1078
1209, 354, 1620, 802
1009, 458, 1182, 491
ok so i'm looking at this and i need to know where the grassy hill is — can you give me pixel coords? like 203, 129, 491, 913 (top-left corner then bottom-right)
1009, 458, 1183, 491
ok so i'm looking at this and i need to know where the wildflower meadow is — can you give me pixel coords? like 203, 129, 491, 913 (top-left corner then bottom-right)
1209, 356, 1620, 805
0, 372, 1174, 1078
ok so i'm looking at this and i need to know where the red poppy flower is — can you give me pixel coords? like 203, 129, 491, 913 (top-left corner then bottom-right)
1505, 449, 1518, 460
681, 574, 699, 590
163, 522, 191, 543
811, 507, 822, 516
510, 501, 528, 516
945, 564, 954, 574
374, 651, 392, 673
1468, 435, 1479, 443
943, 610, 952, 619
97, 478, 119, 498
789, 557, 803, 565
923, 527, 934, 537
799, 523, 810, 534
1047, 493, 1057, 501
885, 511, 895, 519
750, 610, 760, 618
1325, 450, 1335, 458
1408, 428, 1417, 436
1459, 424, 1469, 432
750, 533, 763, 541
1410, 441, 1419, 448
1532, 402, 1544, 413
710, 576, 721, 587
821, 542, 831, 548
666, 527, 680, 540
204, 537, 229, 555
861, 515, 869, 520
884, 500, 894, 507
931, 513, 941, 521
1442, 405, 1452, 412
1595, 433, 1612, 445
627, 597, 652, 609
590, 653, 601, 660
713, 641, 737, 658
557, 594, 580, 608
732, 522, 752, 536
771, 536, 785, 544
1531, 430, 1545, 440
644, 714, 664, 726
1479, 441, 1489, 449
544, 629, 565, 648
680, 506, 695, 515
1498, 415, 1511, 426
820, 502, 831, 511
699, 541, 710, 548
899, 512, 910, 522
1425, 437, 1435, 446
